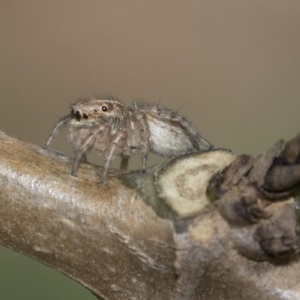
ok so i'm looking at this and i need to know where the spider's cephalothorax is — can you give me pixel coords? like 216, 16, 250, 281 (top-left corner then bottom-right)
70, 98, 125, 128
43, 98, 213, 183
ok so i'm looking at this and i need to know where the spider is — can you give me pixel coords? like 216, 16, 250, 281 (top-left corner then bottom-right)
42, 98, 214, 183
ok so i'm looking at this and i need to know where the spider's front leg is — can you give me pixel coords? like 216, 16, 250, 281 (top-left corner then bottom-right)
70, 124, 110, 177
101, 128, 127, 184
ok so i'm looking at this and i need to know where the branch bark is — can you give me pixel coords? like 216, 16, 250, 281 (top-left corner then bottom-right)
0, 131, 300, 299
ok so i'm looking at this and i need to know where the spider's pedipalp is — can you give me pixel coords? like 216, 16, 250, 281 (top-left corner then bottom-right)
42, 115, 72, 149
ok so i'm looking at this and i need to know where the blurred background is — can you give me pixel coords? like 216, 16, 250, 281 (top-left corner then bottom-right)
0, 1, 299, 299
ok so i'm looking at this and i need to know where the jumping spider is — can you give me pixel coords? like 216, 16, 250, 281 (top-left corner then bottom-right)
43, 98, 214, 183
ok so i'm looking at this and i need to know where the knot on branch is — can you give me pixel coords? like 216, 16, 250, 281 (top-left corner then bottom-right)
265, 133, 300, 192
208, 134, 300, 262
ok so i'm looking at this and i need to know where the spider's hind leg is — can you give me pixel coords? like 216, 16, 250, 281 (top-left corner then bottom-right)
141, 153, 148, 173
101, 128, 127, 184
120, 154, 130, 170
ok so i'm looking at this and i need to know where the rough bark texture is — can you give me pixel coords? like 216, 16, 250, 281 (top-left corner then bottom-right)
0, 131, 300, 299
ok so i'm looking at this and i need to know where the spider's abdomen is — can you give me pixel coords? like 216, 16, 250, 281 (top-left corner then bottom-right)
132, 101, 213, 158
146, 115, 197, 157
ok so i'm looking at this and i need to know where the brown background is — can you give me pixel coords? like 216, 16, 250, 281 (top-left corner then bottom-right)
0, 1, 300, 299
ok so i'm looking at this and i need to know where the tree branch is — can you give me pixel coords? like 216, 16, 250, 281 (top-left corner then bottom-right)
0, 131, 300, 299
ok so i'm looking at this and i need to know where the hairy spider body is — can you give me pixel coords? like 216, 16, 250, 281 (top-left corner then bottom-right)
130, 102, 212, 157
43, 98, 213, 183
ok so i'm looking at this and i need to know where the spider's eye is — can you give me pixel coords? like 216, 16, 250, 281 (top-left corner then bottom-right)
102, 105, 108, 112
83, 113, 88, 119
74, 111, 81, 122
